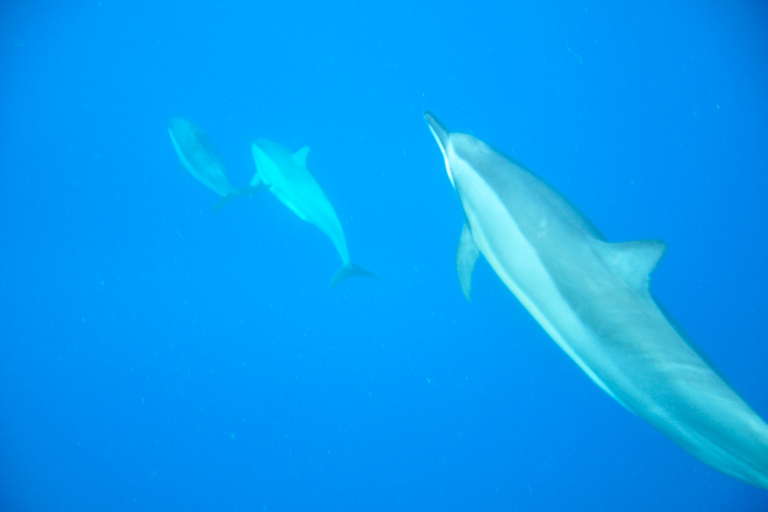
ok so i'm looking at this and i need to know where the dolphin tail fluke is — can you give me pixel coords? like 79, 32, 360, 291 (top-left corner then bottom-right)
330, 263, 380, 288
210, 184, 267, 212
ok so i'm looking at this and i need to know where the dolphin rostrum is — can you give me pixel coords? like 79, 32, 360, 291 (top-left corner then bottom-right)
167, 117, 260, 210
249, 138, 377, 287
424, 111, 768, 489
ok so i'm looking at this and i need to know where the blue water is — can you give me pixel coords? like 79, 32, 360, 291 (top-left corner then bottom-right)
1, 1, 767, 510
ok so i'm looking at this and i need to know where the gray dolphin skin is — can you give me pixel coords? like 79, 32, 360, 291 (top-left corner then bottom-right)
167, 117, 239, 196
167, 117, 262, 209
424, 111, 768, 489
249, 138, 377, 287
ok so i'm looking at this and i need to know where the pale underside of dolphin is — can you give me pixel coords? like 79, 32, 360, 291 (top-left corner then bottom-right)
167, 117, 260, 210
424, 111, 768, 489
249, 138, 377, 287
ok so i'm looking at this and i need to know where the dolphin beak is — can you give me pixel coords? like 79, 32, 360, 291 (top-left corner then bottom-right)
424, 111, 455, 187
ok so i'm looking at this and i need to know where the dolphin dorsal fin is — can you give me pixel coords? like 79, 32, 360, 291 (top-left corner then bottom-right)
596, 239, 667, 290
293, 146, 310, 167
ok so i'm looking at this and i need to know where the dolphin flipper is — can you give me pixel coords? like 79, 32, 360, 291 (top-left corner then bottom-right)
456, 222, 480, 301
331, 263, 380, 288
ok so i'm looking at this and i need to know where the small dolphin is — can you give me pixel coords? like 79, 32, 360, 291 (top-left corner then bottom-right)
167, 117, 259, 209
249, 138, 377, 287
424, 111, 768, 489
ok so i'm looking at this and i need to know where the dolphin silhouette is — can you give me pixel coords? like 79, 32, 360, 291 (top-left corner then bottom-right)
167, 117, 260, 209
424, 111, 768, 489
249, 138, 377, 287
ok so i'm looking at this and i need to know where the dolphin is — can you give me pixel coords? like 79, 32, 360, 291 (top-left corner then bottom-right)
424, 111, 768, 489
249, 138, 377, 287
167, 117, 260, 209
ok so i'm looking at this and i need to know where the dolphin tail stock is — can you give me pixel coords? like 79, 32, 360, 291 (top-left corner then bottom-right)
330, 263, 380, 288
209, 184, 268, 212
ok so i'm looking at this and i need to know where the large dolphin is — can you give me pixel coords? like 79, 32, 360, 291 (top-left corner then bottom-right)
249, 138, 377, 287
424, 111, 768, 489
167, 117, 259, 209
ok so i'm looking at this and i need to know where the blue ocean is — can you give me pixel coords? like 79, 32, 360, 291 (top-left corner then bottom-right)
2, 1, 767, 510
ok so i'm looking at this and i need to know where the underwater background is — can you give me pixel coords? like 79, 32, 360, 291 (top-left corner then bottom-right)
1, 0, 767, 510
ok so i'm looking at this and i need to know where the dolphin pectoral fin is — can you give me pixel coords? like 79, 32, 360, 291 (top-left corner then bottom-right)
456, 222, 480, 301
330, 263, 380, 288
209, 184, 267, 212
594, 239, 667, 290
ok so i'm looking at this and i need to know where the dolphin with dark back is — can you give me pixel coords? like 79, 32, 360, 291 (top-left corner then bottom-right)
249, 138, 378, 287
424, 111, 768, 489
167, 117, 260, 210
